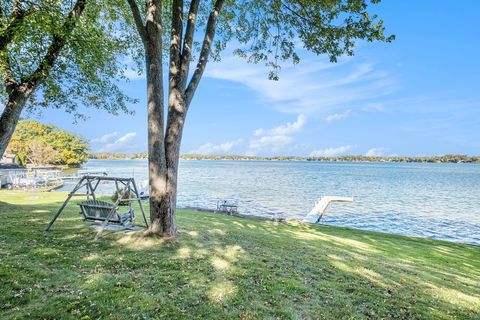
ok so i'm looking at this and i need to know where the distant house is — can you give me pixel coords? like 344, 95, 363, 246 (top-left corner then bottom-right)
1, 153, 16, 164
0, 153, 22, 188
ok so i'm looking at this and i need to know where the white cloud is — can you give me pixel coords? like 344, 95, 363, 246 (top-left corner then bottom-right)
249, 135, 293, 154
310, 145, 355, 157
91, 131, 119, 144
205, 54, 397, 116
99, 132, 137, 152
248, 115, 306, 154
365, 147, 388, 157
255, 114, 306, 137
190, 139, 243, 154
124, 69, 145, 80
326, 110, 352, 123
116, 132, 137, 144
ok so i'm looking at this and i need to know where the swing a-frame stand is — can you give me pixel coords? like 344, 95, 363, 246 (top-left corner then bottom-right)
45, 175, 149, 239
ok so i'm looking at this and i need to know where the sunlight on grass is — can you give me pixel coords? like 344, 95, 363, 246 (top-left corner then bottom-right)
83, 253, 100, 261
289, 229, 327, 241
186, 230, 198, 237
216, 245, 244, 261
208, 279, 236, 302
323, 235, 380, 253
208, 228, 226, 236
427, 284, 480, 310
356, 267, 389, 288
175, 246, 191, 259
1, 190, 479, 319
232, 221, 245, 228
194, 248, 209, 258
62, 234, 82, 240
330, 259, 354, 273
210, 246, 244, 272
33, 247, 60, 256
116, 233, 165, 249
454, 274, 479, 286
85, 273, 106, 286
211, 257, 230, 271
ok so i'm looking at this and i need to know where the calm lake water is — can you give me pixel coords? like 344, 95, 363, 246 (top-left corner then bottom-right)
59, 159, 480, 245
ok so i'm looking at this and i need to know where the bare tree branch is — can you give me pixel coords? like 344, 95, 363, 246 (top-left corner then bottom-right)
179, 0, 200, 88
126, 0, 147, 44
184, 0, 225, 107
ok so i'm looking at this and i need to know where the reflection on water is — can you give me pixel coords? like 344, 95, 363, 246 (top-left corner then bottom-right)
58, 160, 480, 245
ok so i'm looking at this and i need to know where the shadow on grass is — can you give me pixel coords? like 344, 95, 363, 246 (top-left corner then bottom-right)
0, 195, 479, 319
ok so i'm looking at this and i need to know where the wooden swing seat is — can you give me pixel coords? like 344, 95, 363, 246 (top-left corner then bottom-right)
79, 199, 133, 225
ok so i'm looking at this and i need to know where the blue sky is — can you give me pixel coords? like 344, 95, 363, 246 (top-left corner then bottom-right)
26, 1, 480, 156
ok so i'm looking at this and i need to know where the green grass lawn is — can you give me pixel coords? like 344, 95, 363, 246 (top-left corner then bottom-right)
0, 191, 479, 319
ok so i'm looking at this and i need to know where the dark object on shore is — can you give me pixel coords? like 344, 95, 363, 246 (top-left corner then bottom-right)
0, 163, 22, 169
216, 200, 238, 215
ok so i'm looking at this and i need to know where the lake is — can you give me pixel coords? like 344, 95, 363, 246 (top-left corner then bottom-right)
59, 159, 480, 245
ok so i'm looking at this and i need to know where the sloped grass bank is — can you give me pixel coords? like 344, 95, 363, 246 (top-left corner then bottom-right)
0, 191, 479, 319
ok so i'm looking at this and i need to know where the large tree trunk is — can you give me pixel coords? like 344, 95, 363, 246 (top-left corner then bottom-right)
127, 0, 224, 238
141, 0, 178, 237
160, 83, 187, 236
0, 88, 30, 157
147, 93, 186, 238
145, 43, 172, 235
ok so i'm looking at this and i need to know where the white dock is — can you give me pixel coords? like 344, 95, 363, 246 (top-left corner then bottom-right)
302, 196, 353, 224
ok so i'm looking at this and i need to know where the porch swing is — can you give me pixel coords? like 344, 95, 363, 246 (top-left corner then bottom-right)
45, 175, 149, 239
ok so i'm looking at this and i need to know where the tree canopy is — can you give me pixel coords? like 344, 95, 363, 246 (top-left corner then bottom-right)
0, 0, 142, 158
124, 0, 394, 79
0, 0, 136, 117
7, 119, 88, 166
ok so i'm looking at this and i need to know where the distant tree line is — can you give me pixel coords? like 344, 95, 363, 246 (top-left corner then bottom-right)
88, 152, 147, 160
7, 120, 88, 167
86, 153, 480, 164
305, 155, 480, 163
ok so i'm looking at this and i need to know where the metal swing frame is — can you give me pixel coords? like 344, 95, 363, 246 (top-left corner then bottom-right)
45, 175, 148, 239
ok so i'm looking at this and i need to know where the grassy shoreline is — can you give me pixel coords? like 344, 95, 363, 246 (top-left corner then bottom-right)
1, 191, 479, 319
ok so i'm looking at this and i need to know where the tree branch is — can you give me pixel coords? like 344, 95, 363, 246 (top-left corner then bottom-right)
21, 0, 87, 90
0, 0, 33, 53
169, 0, 183, 89
126, 0, 147, 44
184, 0, 225, 107
179, 0, 200, 89
0, 51, 18, 93
145, 0, 162, 36
280, 0, 310, 24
